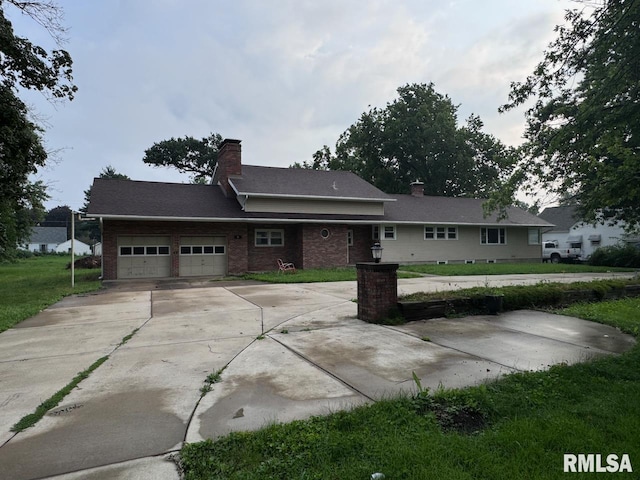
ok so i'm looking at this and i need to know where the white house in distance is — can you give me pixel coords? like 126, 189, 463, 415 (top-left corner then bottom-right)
55, 239, 92, 255
539, 205, 627, 260
23, 227, 67, 253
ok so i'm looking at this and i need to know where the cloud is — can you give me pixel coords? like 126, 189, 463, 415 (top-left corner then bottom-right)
7, 0, 574, 209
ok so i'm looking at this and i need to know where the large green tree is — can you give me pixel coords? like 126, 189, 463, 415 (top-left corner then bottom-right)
142, 133, 223, 183
303, 83, 517, 196
0, 0, 76, 258
497, 0, 639, 228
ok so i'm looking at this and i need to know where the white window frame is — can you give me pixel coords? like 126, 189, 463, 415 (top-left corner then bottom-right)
180, 245, 226, 255
255, 229, 284, 247
481, 227, 506, 245
119, 245, 170, 256
347, 229, 354, 246
372, 225, 380, 241
383, 225, 396, 240
425, 225, 458, 240
528, 228, 541, 245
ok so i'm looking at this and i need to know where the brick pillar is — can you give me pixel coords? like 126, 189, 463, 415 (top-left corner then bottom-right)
356, 262, 399, 323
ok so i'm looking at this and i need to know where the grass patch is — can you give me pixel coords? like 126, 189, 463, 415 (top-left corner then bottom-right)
400, 278, 637, 309
180, 297, 640, 479
560, 297, 640, 336
0, 255, 102, 333
11, 356, 109, 432
244, 267, 420, 283
200, 368, 225, 396
400, 262, 634, 276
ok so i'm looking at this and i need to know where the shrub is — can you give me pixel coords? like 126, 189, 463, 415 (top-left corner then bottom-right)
589, 244, 640, 268
66, 256, 101, 269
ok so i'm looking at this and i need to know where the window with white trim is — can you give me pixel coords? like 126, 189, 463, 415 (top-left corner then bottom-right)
425, 226, 457, 240
255, 229, 284, 246
119, 245, 170, 256
372, 225, 380, 241
347, 229, 353, 246
383, 225, 396, 240
180, 245, 225, 255
528, 228, 541, 245
481, 227, 506, 245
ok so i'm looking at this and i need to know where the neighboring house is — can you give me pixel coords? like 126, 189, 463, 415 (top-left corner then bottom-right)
539, 205, 627, 260
87, 138, 553, 280
22, 227, 67, 253
93, 242, 102, 256
55, 239, 92, 255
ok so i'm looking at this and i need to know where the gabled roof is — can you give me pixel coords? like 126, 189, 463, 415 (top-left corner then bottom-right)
87, 179, 244, 219
28, 227, 67, 244
229, 165, 393, 202
86, 178, 386, 222
87, 178, 552, 227
385, 195, 553, 227
538, 206, 579, 232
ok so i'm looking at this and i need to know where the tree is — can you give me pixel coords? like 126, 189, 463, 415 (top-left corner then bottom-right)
41, 204, 71, 237
497, 0, 640, 228
305, 83, 517, 196
0, 0, 76, 258
79, 166, 130, 243
142, 133, 223, 183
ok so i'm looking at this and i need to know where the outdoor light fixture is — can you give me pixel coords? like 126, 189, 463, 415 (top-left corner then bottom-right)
371, 242, 383, 263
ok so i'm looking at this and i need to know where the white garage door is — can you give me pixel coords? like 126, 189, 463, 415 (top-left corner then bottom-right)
179, 236, 227, 277
117, 236, 171, 279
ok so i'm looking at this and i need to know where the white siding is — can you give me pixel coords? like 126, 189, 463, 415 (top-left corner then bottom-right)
244, 197, 384, 215
379, 225, 542, 263
543, 222, 627, 260
55, 239, 92, 255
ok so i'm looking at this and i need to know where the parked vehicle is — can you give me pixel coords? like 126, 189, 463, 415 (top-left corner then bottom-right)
542, 240, 582, 263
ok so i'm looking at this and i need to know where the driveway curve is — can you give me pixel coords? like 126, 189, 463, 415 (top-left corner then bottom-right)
0, 272, 635, 480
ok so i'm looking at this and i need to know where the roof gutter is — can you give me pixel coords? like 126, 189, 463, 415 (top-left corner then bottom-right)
90, 214, 551, 227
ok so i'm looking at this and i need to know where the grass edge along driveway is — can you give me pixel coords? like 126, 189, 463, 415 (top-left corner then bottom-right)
0, 255, 101, 333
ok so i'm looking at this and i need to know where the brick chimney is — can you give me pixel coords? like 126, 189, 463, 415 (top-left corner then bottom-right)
214, 138, 242, 197
410, 180, 424, 197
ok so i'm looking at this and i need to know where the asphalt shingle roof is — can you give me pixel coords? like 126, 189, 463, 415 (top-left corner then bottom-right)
229, 165, 392, 201
87, 178, 552, 227
538, 206, 579, 232
385, 195, 552, 226
28, 227, 67, 244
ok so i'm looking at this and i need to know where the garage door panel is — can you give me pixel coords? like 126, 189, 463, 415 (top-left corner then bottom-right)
179, 236, 226, 277
117, 236, 171, 279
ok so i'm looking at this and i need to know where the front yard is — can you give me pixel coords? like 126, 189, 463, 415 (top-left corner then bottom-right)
0, 255, 102, 333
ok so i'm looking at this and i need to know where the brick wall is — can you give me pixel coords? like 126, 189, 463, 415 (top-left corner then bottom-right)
356, 262, 399, 323
213, 139, 241, 198
102, 220, 248, 279
102, 220, 361, 279
348, 225, 375, 264
246, 224, 301, 272
300, 224, 348, 269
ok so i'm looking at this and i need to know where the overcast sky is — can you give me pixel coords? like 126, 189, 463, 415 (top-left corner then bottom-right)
8, 0, 575, 211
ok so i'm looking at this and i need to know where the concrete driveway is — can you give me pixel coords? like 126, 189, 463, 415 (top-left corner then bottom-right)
0, 272, 635, 480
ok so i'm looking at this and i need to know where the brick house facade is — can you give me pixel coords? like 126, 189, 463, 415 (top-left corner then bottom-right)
87, 138, 552, 280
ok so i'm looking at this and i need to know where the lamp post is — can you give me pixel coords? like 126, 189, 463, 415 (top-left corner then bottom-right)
370, 242, 383, 263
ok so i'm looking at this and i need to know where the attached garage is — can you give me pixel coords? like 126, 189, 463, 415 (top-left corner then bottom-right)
117, 236, 171, 279
179, 236, 227, 276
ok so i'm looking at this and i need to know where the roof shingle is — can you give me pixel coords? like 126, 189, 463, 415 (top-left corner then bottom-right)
229, 165, 392, 201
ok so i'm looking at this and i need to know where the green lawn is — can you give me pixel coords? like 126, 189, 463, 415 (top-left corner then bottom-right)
244, 263, 634, 283
244, 267, 421, 283
0, 255, 102, 333
399, 262, 634, 276
180, 297, 640, 479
